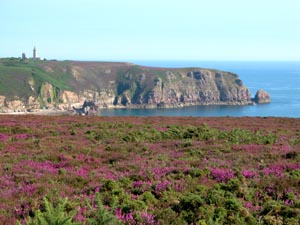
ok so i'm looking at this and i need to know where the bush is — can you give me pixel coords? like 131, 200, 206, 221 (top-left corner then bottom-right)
179, 192, 204, 211
24, 197, 77, 225
86, 193, 120, 225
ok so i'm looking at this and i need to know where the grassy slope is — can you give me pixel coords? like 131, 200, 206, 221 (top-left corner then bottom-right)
0, 58, 74, 100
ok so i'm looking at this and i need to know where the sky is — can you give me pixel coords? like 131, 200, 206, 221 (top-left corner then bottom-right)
1, 0, 300, 61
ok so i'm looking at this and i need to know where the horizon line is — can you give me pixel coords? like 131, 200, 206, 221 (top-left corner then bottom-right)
1, 57, 300, 63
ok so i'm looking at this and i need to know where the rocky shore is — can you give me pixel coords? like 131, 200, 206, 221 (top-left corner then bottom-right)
0, 97, 266, 116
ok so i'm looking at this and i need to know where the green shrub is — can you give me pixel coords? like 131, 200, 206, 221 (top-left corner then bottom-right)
205, 188, 225, 206
224, 198, 242, 211
288, 169, 300, 178
141, 191, 157, 205
24, 197, 77, 225
179, 192, 204, 211
220, 178, 240, 193
86, 193, 120, 225
155, 208, 185, 225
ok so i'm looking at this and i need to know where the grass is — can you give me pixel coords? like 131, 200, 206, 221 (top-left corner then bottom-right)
0, 58, 73, 101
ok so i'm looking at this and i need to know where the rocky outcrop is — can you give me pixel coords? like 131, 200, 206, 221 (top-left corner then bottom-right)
27, 96, 40, 109
0, 95, 26, 112
59, 90, 85, 110
2, 99, 26, 112
0, 96, 5, 108
252, 89, 271, 104
0, 59, 270, 112
73, 100, 99, 115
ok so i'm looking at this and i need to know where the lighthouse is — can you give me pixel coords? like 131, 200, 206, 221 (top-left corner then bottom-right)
33, 46, 37, 59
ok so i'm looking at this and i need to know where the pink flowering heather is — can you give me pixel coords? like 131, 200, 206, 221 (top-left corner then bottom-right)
13, 133, 29, 139
22, 160, 60, 174
155, 180, 171, 194
139, 211, 159, 225
0, 115, 299, 224
72, 167, 89, 178
242, 169, 258, 179
0, 133, 10, 142
115, 208, 135, 224
210, 168, 235, 182
286, 163, 300, 170
284, 199, 294, 206
262, 164, 285, 177
243, 202, 262, 211
132, 180, 144, 188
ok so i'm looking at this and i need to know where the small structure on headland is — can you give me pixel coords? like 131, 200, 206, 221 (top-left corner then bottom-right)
33, 46, 37, 59
32, 46, 41, 60
73, 100, 99, 116
22, 53, 26, 60
21, 46, 41, 60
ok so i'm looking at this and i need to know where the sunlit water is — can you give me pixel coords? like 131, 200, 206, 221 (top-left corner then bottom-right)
100, 61, 300, 118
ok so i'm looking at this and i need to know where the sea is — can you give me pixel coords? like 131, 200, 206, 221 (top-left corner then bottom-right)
100, 61, 300, 118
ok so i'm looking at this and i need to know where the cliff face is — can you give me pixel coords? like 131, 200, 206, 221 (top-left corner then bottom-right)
112, 68, 251, 108
0, 59, 266, 112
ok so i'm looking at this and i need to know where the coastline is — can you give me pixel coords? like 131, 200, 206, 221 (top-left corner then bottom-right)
0, 100, 257, 116
0, 108, 73, 116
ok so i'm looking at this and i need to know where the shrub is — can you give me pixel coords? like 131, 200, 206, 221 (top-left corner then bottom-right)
86, 193, 120, 225
179, 192, 204, 211
220, 178, 240, 193
23, 197, 77, 225
155, 208, 185, 225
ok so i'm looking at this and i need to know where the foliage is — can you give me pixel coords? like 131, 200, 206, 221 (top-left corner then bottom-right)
86, 193, 120, 225
0, 116, 300, 224
24, 197, 77, 225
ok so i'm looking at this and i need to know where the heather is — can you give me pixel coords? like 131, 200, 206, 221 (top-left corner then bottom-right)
0, 116, 300, 224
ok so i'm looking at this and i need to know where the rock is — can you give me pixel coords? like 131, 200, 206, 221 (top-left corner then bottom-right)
0, 95, 5, 108
59, 90, 85, 109
252, 89, 271, 104
27, 96, 40, 109
40, 82, 55, 107
97, 90, 115, 108
6, 99, 25, 111
73, 100, 99, 115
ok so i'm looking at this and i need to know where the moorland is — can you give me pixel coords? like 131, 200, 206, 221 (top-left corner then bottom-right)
0, 116, 299, 224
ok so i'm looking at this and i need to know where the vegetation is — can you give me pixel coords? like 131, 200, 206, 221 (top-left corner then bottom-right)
0, 58, 73, 101
23, 197, 77, 225
0, 116, 299, 224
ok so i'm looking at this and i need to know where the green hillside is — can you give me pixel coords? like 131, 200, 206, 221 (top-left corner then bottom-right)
0, 58, 73, 101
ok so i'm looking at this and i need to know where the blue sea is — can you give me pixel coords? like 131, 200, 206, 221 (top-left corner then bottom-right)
100, 61, 300, 118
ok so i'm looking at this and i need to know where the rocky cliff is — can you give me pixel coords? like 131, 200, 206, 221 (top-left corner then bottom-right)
0, 58, 268, 112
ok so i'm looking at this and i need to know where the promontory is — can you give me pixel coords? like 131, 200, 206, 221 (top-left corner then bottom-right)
0, 58, 270, 113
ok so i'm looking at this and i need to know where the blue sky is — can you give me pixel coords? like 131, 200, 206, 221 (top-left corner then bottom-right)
1, 0, 300, 61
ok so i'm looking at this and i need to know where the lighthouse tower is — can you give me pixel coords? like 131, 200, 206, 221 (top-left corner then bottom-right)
33, 46, 37, 59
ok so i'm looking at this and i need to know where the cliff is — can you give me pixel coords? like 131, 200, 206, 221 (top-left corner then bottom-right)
0, 58, 267, 112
